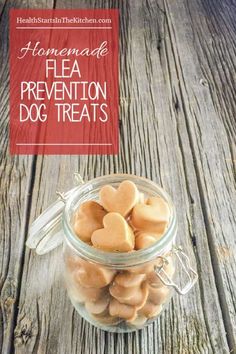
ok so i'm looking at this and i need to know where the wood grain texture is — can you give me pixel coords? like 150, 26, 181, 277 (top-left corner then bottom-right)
0, 0, 7, 18
0, 1, 33, 353
164, 1, 236, 351
0, 1, 54, 354
0, 0, 235, 353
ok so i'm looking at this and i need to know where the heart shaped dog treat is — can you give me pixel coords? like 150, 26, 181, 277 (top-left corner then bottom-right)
131, 196, 170, 234
68, 280, 108, 303
85, 295, 110, 315
128, 258, 157, 275
75, 260, 116, 288
65, 254, 82, 272
91, 212, 135, 252
115, 272, 145, 287
74, 201, 107, 243
109, 299, 137, 321
109, 282, 148, 307
128, 315, 147, 327
92, 309, 121, 325
139, 302, 162, 318
135, 232, 158, 250
147, 285, 170, 305
99, 180, 139, 217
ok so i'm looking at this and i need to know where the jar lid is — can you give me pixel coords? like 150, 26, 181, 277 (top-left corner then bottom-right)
26, 173, 84, 255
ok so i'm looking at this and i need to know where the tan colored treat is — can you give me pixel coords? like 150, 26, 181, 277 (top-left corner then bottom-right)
109, 298, 137, 321
139, 302, 162, 318
128, 259, 156, 275
135, 232, 158, 250
74, 260, 116, 288
99, 180, 139, 217
65, 254, 82, 272
147, 285, 170, 305
115, 272, 146, 287
128, 315, 147, 326
92, 309, 121, 325
85, 296, 110, 315
74, 201, 107, 242
109, 282, 148, 307
110, 283, 141, 303
91, 212, 135, 252
136, 282, 149, 310
67, 282, 86, 303
82, 286, 108, 303
68, 281, 107, 303
131, 196, 170, 234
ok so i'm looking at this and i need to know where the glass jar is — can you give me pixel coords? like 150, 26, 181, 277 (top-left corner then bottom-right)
63, 174, 198, 332
26, 173, 198, 333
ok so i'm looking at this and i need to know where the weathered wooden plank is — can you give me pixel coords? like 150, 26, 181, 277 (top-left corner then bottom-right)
0, 0, 7, 18
163, 0, 236, 351
0, 1, 54, 354
0, 2, 33, 353
13, 0, 233, 354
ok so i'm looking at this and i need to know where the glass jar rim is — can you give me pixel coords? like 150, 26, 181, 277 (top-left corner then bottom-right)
63, 174, 177, 267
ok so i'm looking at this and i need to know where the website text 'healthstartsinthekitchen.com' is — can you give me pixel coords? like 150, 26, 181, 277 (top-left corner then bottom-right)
16, 16, 112, 24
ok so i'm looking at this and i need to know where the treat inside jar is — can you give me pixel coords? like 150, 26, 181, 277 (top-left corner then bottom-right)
73, 180, 170, 251
67, 180, 173, 328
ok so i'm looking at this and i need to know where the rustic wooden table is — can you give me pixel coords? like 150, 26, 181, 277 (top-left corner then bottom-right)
1, 0, 236, 353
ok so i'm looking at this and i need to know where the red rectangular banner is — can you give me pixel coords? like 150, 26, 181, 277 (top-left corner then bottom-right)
10, 9, 119, 154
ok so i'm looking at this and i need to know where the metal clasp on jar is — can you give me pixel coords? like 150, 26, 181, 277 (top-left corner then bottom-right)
154, 246, 198, 295
56, 173, 85, 203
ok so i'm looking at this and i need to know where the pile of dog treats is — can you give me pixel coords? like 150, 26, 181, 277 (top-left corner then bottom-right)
65, 180, 174, 326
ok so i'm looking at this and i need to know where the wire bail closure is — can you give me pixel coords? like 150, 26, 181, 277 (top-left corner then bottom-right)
56, 191, 67, 203
154, 246, 198, 295
56, 173, 85, 204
